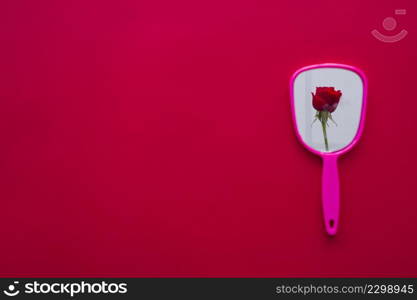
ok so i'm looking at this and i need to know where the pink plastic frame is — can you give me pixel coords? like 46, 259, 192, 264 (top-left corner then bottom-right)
289, 63, 368, 235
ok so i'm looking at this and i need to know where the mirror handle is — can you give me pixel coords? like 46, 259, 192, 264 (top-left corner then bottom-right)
322, 155, 340, 235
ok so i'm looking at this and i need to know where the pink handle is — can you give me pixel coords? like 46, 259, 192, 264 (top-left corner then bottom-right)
322, 155, 340, 235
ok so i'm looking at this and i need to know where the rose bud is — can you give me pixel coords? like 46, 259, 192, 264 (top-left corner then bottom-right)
312, 87, 342, 113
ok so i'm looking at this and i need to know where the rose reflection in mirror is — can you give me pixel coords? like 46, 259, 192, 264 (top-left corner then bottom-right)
311, 87, 343, 151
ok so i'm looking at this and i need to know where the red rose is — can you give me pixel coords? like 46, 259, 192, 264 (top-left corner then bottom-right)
312, 87, 342, 113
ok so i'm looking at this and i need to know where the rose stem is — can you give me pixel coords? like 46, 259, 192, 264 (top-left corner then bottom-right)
321, 113, 329, 151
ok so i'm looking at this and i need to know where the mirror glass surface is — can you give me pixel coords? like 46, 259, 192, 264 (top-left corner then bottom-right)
293, 67, 364, 153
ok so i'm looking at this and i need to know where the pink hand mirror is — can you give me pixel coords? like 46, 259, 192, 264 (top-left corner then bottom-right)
290, 63, 367, 235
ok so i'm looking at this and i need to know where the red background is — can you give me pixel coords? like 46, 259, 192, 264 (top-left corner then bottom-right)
1, 0, 416, 277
